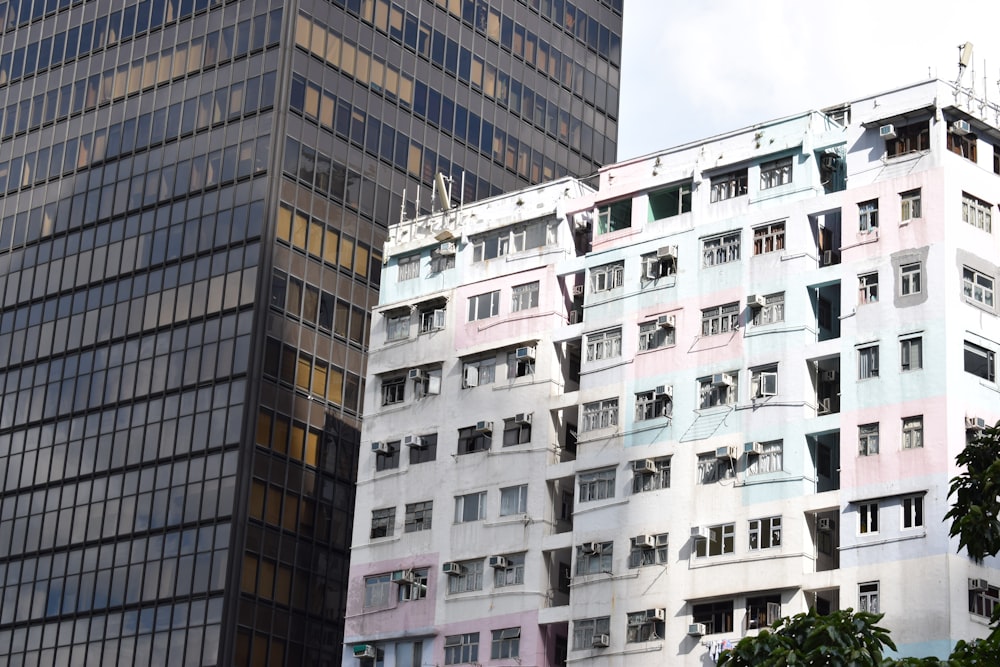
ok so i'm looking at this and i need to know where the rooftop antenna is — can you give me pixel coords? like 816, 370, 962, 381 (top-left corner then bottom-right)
956, 42, 973, 88
435, 172, 452, 211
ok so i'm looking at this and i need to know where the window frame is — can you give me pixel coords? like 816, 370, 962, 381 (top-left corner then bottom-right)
963, 266, 995, 309
446, 560, 484, 594
627, 533, 669, 568
902, 494, 924, 529
454, 491, 487, 523
694, 523, 735, 558
746, 440, 783, 476
638, 320, 675, 351
590, 262, 624, 292
462, 356, 496, 388
381, 376, 406, 405
574, 542, 613, 576
858, 423, 879, 457
648, 182, 692, 220
572, 617, 611, 651
962, 192, 993, 232
582, 398, 618, 431
632, 457, 671, 493
578, 468, 616, 502
586, 327, 622, 362
753, 221, 785, 254
404, 500, 433, 532
900, 189, 922, 221
634, 390, 672, 422
493, 554, 525, 588
397, 253, 420, 281
468, 290, 501, 321
899, 262, 922, 296
748, 516, 782, 550
859, 581, 879, 613
858, 272, 879, 305
511, 281, 540, 312
386, 312, 411, 341
902, 416, 923, 450
698, 372, 737, 409
692, 600, 734, 634
859, 199, 879, 232
596, 198, 632, 235
702, 232, 741, 267
859, 503, 879, 534
697, 453, 735, 485
759, 157, 792, 190
490, 627, 521, 659
965, 340, 996, 382
444, 632, 480, 664
710, 169, 748, 202
750, 293, 784, 327
499, 485, 528, 516
701, 303, 740, 337
858, 345, 879, 379
970, 585, 999, 619
370, 507, 396, 539
900, 336, 923, 372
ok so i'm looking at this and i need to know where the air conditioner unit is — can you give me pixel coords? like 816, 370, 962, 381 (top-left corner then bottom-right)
716, 445, 738, 459
822, 250, 834, 266
952, 119, 971, 136
437, 242, 457, 255
879, 124, 897, 140
691, 526, 709, 540
744, 441, 764, 456
571, 285, 585, 296
514, 412, 532, 425
390, 569, 415, 583
817, 397, 831, 415
820, 154, 839, 171
657, 314, 676, 329
633, 534, 656, 549
747, 294, 766, 309
442, 562, 463, 576
647, 608, 666, 622
818, 518, 834, 532
371, 441, 390, 455
712, 373, 733, 387
580, 541, 602, 555
632, 459, 657, 474
590, 633, 610, 648
654, 384, 672, 398
657, 245, 678, 260
474, 420, 493, 434
688, 623, 707, 636
353, 644, 377, 659
966, 416, 987, 431
408, 368, 427, 380
488, 555, 508, 569
969, 578, 990, 592
823, 370, 839, 382
402, 434, 424, 449
515, 346, 536, 360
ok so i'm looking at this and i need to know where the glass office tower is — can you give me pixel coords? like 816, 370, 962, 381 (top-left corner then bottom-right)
0, 0, 621, 664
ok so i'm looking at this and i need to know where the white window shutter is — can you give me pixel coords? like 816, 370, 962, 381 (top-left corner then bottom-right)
465, 365, 479, 387
428, 375, 441, 395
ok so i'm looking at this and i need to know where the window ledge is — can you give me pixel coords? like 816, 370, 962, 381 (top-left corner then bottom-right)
963, 297, 996, 315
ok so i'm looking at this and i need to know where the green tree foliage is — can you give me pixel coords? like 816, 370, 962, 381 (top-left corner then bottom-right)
945, 422, 1000, 564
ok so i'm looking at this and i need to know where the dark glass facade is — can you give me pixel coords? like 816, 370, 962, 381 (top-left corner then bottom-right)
0, 0, 620, 664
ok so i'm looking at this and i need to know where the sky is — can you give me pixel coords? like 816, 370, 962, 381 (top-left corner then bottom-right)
617, 1, 1000, 161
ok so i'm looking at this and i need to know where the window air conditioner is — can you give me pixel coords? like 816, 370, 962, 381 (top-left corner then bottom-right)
690, 526, 709, 540
952, 119, 971, 136
744, 441, 764, 456
822, 250, 834, 266
488, 555, 508, 569
474, 420, 493, 434
820, 154, 839, 171
688, 623, 707, 636
969, 578, 990, 592
715, 445, 738, 460
657, 245, 678, 260
817, 397, 831, 415
402, 434, 424, 449
353, 644, 377, 659
633, 534, 656, 549
654, 384, 672, 398
371, 441, 390, 455
390, 569, 415, 583
591, 634, 610, 648
514, 413, 532, 425
647, 608, 667, 621
712, 373, 733, 387
823, 370, 839, 382
818, 518, 834, 532
571, 285, 585, 296
747, 294, 766, 309
966, 416, 987, 431
657, 314, 676, 329
408, 368, 427, 380
442, 562, 463, 576
632, 459, 657, 474
437, 242, 457, 255
515, 346, 536, 360
580, 541, 602, 555
879, 124, 896, 140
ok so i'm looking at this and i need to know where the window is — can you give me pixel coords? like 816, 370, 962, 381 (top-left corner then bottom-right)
597, 199, 632, 234
970, 584, 999, 618
965, 341, 996, 382
499, 485, 528, 516
511, 282, 539, 311
586, 328, 622, 361
963, 267, 995, 308
409, 433, 437, 465
710, 169, 748, 202
702, 232, 741, 267
447, 560, 484, 594
398, 254, 420, 281
632, 457, 671, 492
430, 248, 455, 273
382, 376, 405, 405
491, 628, 520, 659
899, 263, 922, 296
591, 262, 624, 292
454, 492, 487, 522
692, 600, 734, 634
471, 220, 550, 261
746, 441, 783, 475
746, 595, 782, 630
444, 633, 479, 664
649, 182, 692, 219
859, 200, 879, 232
386, 312, 411, 341
900, 189, 921, 221
902, 416, 923, 450
626, 610, 664, 643
411, 366, 441, 399
859, 502, 879, 534
468, 290, 500, 321
858, 345, 879, 379
641, 250, 677, 281
694, 524, 735, 557
858, 423, 879, 456
418, 305, 446, 333
404, 501, 432, 532
457, 425, 491, 454
638, 320, 675, 351
493, 554, 525, 588
949, 130, 978, 161
963, 193, 993, 232
507, 349, 535, 378
463, 356, 496, 388
902, 495, 923, 529
750, 293, 784, 326
634, 390, 672, 421
858, 273, 878, 304
628, 533, 668, 568
397, 568, 429, 601
701, 303, 739, 336
886, 121, 929, 156
582, 399, 618, 431
375, 441, 400, 472
370, 507, 395, 539
753, 222, 786, 257
748, 517, 782, 550
364, 573, 392, 609
572, 617, 610, 650
697, 453, 735, 485
859, 582, 879, 613
575, 542, 613, 575
751, 366, 778, 399
760, 157, 792, 189
502, 417, 531, 446
900, 337, 922, 371
698, 372, 737, 409
578, 469, 615, 502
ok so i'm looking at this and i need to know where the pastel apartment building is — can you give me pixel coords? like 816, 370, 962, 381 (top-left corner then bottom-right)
343, 78, 1000, 665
